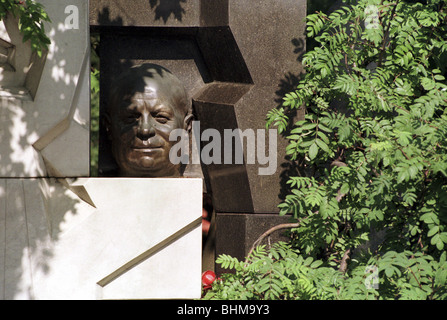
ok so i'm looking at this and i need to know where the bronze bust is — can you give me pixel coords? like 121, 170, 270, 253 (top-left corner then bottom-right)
104, 64, 193, 177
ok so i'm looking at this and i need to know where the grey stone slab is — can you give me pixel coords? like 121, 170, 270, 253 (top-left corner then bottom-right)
195, 0, 306, 213
90, 0, 230, 27
90, 0, 200, 27
228, 0, 307, 86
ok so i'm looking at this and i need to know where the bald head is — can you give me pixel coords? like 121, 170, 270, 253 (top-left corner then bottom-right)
108, 63, 192, 118
105, 63, 192, 177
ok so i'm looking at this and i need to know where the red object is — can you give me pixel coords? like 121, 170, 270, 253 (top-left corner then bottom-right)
202, 270, 216, 290
202, 208, 211, 236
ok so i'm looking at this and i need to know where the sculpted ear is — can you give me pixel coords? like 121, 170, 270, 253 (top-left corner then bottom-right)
183, 113, 194, 133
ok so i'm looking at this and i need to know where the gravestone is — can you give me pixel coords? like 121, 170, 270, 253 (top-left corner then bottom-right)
91, 0, 307, 272
0, 0, 202, 300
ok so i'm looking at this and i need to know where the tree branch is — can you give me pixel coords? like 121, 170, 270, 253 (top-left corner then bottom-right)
338, 249, 351, 274
378, 1, 399, 67
245, 222, 300, 265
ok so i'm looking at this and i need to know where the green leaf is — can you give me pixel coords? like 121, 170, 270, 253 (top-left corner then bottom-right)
431, 234, 441, 246
340, 183, 350, 195
317, 131, 330, 144
315, 138, 330, 153
303, 257, 314, 266
385, 267, 394, 278
428, 226, 439, 237
302, 123, 318, 130
91, 71, 100, 93
318, 123, 332, 133
309, 142, 318, 160
420, 212, 436, 224
310, 260, 323, 268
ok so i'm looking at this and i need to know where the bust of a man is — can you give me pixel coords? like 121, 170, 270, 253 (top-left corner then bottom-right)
104, 64, 192, 177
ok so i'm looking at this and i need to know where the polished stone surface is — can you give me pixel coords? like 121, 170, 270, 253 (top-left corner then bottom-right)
90, 0, 229, 27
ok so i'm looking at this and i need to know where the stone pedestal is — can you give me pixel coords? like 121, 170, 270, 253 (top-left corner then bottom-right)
0, 178, 202, 300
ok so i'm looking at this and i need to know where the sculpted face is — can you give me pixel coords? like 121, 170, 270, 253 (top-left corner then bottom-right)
106, 64, 192, 177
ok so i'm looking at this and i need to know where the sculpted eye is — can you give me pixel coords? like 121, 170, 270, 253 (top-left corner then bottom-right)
154, 113, 170, 124
121, 113, 139, 124
127, 117, 138, 124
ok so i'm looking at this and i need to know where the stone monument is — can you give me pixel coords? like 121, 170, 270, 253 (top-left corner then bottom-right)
1, 0, 202, 300
90, 0, 307, 273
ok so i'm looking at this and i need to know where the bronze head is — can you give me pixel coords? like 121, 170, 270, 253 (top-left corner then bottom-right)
104, 64, 193, 177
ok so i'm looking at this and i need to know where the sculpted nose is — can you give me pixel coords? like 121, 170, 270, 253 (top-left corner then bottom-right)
137, 116, 155, 140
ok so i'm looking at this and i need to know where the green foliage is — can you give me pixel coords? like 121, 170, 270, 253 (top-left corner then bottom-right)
209, 0, 447, 300
274, 0, 447, 258
204, 243, 447, 300
0, 0, 51, 57
90, 34, 100, 176
203, 242, 339, 300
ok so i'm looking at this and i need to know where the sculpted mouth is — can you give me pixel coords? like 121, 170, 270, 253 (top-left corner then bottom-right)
132, 146, 162, 151
132, 140, 163, 151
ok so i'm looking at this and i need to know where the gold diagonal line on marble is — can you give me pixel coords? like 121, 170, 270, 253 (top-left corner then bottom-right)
97, 216, 202, 288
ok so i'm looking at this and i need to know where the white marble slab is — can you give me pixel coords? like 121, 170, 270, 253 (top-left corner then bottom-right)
1, 178, 203, 300
0, 0, 90, 178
